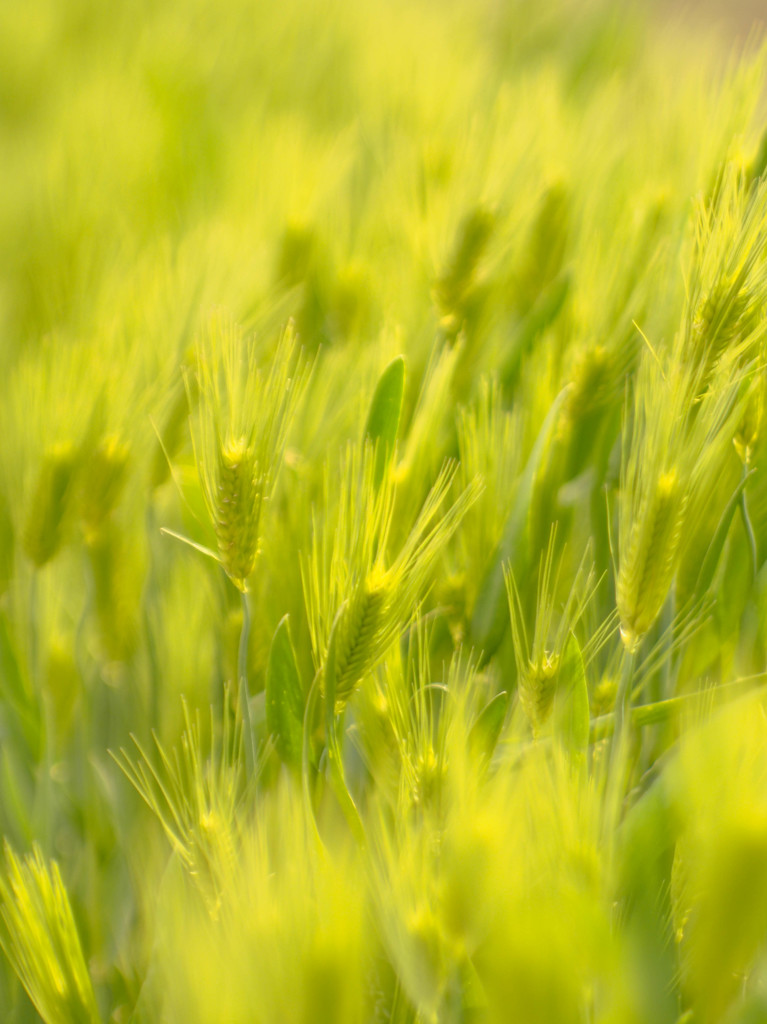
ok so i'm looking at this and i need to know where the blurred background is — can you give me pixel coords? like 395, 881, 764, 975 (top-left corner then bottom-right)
668, 0, 764, 35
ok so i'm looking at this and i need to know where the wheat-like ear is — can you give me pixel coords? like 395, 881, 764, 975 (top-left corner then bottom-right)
617, 466, 687, 652
734, 372, 765, 466
22, 443, 77, 568
433, 205, 495, 334
213, 435, 263, 588
192, 312, 307, 592
0, 843, 101, 1024
681, 167, 767, 383
616, 342, 692, 653
305, 443, 481, 712
617, 223, 761, 650
112, 691, 248, 916
329, 564, 392, 710
78, 433, 130, 543
505, 526, 603, 735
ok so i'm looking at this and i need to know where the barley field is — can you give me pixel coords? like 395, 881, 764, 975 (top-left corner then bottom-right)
2, 0, 767, 1021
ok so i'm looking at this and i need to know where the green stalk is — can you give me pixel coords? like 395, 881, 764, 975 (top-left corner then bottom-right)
604, 645, 637, 832
28, 570, 52, 848
659, 584, 675, 702
610, 646, 636, 760
591, 675, 767, 740
301, 671, 328, 854
321, 603, 366, 846
325, 712, 366, 847
142, 503, 162, 739
238, 589, 257, 777
740, 475, 758, 580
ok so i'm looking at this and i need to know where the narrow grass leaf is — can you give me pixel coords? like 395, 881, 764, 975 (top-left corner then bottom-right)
468, 691, 509, 767
693, 469, 754, 597
471, 386, 568, 657
553, 632, 589, 759
265, 615, 304, 770
365, 355, 406, 490
324, 604, 365, 845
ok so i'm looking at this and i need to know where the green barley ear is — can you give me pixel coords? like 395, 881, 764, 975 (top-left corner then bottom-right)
78, 433, 130, 542
616, 466, 687, 652
0, 842, 101, 1024
512, 180, 570, 309
681, 166, 767, 383
505, 527, 604, 735
304, 444, 480, 712
193, 311, 307, 592
22, 443, 77, 568
734, 374, 764, 466
433, 205, 495, 334
690, 276, 757, 371
616, 344, 698, 653
328, 563, 391, 711
518, 654, 561, 737
114, 693, 246, 915
213, 435, 262, 589
560, 344, 614, 429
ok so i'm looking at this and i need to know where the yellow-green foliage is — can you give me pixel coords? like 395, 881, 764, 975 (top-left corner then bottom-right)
0, 845, 101, 1024
192, 312, 306, 591
4, 0, 767, 1022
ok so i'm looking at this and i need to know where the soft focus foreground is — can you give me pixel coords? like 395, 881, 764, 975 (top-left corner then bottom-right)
2, 1, 767, 1021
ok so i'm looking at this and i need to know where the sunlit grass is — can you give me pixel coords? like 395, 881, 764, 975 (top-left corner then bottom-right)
1, 0, 767, 1021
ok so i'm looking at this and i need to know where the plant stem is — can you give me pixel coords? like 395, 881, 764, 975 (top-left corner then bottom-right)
607, 645, 636, 792
238, 588, 257, 776
326, 714, 366, 847
591, 674, 767, 740
659, 585, 675, 702
613, 647, 635, 745
740, 479, 758, 580
301, 671, 327, 854
28, 570, 52, 848
142, 503, 162, 740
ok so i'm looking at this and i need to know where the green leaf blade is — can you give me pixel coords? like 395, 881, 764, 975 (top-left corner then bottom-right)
265, 616, 304, 770
365, 355, 406, 489
469, 691, 509, 766
554, 632, 590, 759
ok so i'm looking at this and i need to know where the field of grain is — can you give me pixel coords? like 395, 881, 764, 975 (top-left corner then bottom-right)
2, 1, 767, 1021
